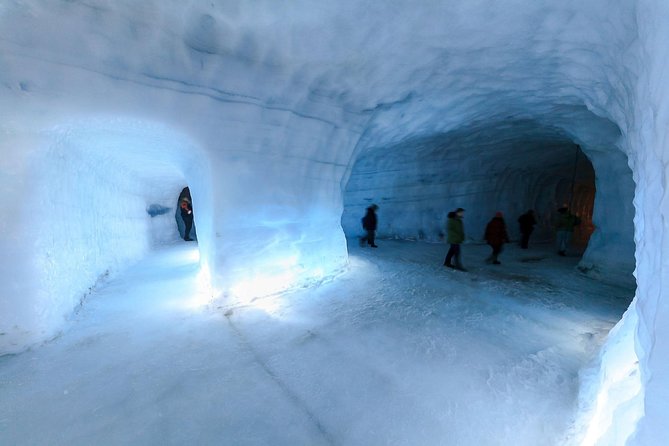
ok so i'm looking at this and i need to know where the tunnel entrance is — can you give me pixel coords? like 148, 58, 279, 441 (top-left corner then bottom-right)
341, 115, 635, 284
176, 187, 198, 242
553, 147, 596, 250
342, 125, 597, 251
531, 144, 596, 254
7, 119, 215, 355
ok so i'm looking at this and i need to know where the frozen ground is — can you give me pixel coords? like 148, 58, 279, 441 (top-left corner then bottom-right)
0, 240, 633, 446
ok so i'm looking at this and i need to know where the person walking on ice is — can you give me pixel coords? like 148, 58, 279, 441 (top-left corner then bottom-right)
485, 211, 510, 265
360, 204, 379, 248
444, 208, 467, 271
518, 209, 536, 249
555, 206, 580, 256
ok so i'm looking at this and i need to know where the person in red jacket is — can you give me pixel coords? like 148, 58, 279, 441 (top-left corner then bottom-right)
484, 211, 510, 265
180, 197, 194, 241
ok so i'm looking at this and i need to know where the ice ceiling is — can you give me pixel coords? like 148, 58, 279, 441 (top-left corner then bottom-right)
1, 0, 668, 444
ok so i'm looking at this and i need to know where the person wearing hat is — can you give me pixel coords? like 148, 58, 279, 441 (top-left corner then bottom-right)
180, 196, 194, 241
444, 208, 466, 271
360, 204, 379, 248
517, 209, 536, 249
484, 211, 510, 265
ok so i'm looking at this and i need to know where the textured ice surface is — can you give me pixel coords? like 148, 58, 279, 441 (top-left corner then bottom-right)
0, 120, 212, 353
0, 241, 633, 445
0, 0, 668, 443
0, 0, 636, 348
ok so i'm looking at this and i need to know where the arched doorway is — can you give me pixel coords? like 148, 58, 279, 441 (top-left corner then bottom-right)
176, 187, 197, 242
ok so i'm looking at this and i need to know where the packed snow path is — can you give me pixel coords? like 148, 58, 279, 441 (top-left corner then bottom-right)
0, 241, 633, 445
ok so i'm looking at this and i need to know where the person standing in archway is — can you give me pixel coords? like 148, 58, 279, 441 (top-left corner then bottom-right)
555, 206, 580, 256
180, 197, 194, 241
518, 210, 537, 249
360, 204, 379, 248
485, 212, 510, 265
444, 208, 466, 271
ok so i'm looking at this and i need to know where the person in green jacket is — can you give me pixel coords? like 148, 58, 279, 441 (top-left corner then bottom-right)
555, 206, 581, 256
444, 208, 467, 271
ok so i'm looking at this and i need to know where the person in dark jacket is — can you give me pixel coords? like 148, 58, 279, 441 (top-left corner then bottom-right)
180, 197, 194, 241
360, 204, 379, 248
518, 210, 537, 249
444, 208, 466, 271
485, 211, 510, 265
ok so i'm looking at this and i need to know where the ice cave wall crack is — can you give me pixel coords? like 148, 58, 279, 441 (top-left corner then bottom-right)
224, 314, 336, 446
3, 43, 350, 129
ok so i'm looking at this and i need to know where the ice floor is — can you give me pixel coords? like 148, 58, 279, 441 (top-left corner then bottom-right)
0, 240, 634, 446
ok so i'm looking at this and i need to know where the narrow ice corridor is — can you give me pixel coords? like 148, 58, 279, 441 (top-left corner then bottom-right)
0, 241, 633, 445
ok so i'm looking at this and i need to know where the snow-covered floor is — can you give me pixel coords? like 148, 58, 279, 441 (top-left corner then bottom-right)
0, 240, 633, 446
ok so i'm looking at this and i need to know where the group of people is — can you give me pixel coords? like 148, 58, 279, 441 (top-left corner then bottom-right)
444, 207, 509, 271
360, 204, 582, 271
443, 207, 581, 270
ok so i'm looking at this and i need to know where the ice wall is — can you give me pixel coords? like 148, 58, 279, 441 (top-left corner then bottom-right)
578, 148, 635, 280
589, 0, 669, 444
562, 0, 669, 443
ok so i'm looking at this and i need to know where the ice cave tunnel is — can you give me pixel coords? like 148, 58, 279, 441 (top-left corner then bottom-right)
1, 1, 668, 445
